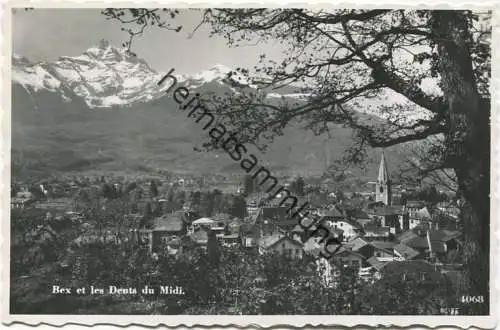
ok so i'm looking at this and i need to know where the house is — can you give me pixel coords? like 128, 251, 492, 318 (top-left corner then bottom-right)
406, 200, 426, 213
258, 233, 286, 254
369, 240, 398, 251
433, 210, 461, 230
240, 222, 260, 248
346, 209, 372, 227
245, 192, 269, 208
322, 223, 344, 241
259, 234, 304, 259
344, 236, 370, 251
416, 206, 432, 219
347, 238, 398, 261
24, 224, 59, 245
302, 234, 337, 259
131, 228, 153, 250
405, 216, 424, 231
363, 241, 398, 261
288, 213, 340, 242
192, 217, 216, 231
34, 198, 73, 212
275, 218, 299, 232
316, 257, 336, 286
219, 234, 240, 247
72, 229, 129, 247
252, 206, 291, 236
316, 247, 371, 287
16, 189, 33, 199
436, 201, 460, 219
290, 215, 344, 250
363, 223, 391, 241
227, 220, 242, 235
152, 213, 185, 234
246, 204, 260, 217
65, 211, 83, 223
124, 213, 143, 229
189, 229, 209, 247
256, 206, 296, 231
427, 230, 462, 259
211, 212, 234, 225
291, 224, 307, 243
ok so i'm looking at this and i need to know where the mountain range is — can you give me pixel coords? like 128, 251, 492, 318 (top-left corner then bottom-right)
11, 40, 410, 182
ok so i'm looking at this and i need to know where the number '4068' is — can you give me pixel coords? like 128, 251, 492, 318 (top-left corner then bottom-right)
461, 295, 484, 303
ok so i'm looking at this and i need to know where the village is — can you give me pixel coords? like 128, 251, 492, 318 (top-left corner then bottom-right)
10, 153, 464, 314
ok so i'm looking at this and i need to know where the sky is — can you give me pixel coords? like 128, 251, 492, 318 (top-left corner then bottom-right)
12, 8, 285, 74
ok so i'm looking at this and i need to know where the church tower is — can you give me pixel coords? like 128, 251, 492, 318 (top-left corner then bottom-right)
376, 153, 392, 205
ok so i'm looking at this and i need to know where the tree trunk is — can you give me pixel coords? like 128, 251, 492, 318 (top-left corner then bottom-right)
432, 11, 490, 315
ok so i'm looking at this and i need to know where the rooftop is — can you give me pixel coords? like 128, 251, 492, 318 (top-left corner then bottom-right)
370, 240, 398, 251
190, 230, 208, 244
406, 200, 426, 208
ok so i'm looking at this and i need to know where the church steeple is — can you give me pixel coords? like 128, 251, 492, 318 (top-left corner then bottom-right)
376, 153, 392, 205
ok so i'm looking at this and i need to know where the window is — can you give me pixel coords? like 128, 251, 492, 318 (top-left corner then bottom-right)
380, 186, 384, 193
375, 252, 381, 257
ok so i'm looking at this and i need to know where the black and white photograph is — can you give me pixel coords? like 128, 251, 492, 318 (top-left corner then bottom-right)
5, 5, 495, 326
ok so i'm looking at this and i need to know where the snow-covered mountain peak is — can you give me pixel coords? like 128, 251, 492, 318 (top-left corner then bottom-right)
208, 63, 232, 74
78, 40, 130, 64
98, 39, 111, 50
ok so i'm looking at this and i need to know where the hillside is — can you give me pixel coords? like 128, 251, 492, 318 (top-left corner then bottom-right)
11, 42, 411, 181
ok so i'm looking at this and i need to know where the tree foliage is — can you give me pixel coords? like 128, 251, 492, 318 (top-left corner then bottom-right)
150, 180, 159, 198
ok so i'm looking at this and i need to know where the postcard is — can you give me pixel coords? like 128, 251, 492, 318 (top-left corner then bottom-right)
2, 3, 497, 328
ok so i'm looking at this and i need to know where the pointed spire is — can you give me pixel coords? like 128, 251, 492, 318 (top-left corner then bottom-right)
377, 152, 390, 183
98, 39, 110, 50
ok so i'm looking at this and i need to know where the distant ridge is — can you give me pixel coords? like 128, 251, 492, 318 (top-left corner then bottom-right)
11, 43, 413, 180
